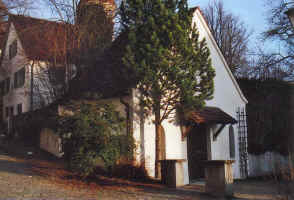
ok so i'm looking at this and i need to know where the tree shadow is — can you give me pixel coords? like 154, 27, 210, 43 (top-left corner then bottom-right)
0, 159, 34, 176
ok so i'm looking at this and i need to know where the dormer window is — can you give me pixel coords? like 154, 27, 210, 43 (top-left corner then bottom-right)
9, 40, 17, 59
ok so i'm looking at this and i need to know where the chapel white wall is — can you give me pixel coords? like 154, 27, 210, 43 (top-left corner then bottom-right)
131, 89, 190, 185
192, 9, 247, 179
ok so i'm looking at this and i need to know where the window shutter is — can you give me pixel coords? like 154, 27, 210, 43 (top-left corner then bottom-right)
18, 67, 25, 87
14, 71, 18, 88
0, 81, 4, 95
229, 125, 235, 159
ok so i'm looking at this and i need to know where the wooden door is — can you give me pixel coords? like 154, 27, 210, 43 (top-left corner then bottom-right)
187, 124, 207, 181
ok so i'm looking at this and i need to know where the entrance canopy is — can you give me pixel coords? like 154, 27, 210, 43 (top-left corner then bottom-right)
181, 107, 237, 140
189, 107, 237, 125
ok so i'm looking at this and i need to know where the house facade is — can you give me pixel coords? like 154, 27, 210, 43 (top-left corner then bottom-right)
0, 15, 75, 122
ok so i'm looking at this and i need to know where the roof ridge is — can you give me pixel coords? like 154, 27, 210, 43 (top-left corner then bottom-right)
9, 14, 67, 25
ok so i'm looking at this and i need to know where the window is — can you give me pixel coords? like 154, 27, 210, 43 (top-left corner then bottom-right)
9, 40, 17, 59
5, 107, 8, 117
0, 80, 4, 95
9, 106, 14, 116
4, 77, 10, 95
229, 125, 236, 159
17, 104, 22, 115
49, 67, 65, 85
14, 67, 25, 88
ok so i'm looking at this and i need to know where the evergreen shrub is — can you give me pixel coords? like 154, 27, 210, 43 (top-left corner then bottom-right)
57, 102, 135, 178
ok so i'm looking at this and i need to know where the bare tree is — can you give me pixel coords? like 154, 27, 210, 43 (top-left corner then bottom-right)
238, 47, 293, 80
203, 0, 252, 75
262, 0, 294, 80
2, 0, 34, 15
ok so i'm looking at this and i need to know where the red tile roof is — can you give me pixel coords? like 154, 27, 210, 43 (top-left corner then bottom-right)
9, 14, 77, 63
189, 107, 237, 124
79, 0, 115, 7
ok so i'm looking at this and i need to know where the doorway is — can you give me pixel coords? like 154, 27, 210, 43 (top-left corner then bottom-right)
187, 124, 208, 181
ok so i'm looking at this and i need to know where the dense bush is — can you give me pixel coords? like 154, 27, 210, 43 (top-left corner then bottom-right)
57, 102, 135, 178
238, 78, 292, 155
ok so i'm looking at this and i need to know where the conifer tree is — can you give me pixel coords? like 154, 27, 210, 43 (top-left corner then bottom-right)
120, 0, 215, 178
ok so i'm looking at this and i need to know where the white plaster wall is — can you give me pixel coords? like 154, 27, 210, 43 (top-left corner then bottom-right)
132, 89, 190, 185
40, 128, 63, 158
1, 23, 31, 119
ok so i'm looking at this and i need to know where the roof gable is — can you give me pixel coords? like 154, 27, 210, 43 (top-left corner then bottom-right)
7, 14, 76, 63
191, 7, 248, 104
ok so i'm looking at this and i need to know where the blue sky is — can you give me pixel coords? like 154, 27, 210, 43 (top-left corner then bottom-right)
33, 0, 271, 50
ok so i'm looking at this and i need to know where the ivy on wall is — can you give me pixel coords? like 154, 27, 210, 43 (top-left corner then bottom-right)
238, 78, 293, 155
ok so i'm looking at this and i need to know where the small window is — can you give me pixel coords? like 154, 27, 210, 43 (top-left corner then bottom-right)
229, 125, 236, 159
0, 80, 4, 95
9, 40, 17, 59
9, 106, 14, 116
4, 77, 10, 94
14, 67, 25, 88
17, 104, 22, 115
49, 67, 65, 85
5, 107, 8, 117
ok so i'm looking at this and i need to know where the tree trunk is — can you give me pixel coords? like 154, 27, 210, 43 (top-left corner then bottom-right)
155, 105, 161, 179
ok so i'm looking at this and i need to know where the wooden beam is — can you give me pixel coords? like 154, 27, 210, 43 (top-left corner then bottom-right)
213, 124, 226, 141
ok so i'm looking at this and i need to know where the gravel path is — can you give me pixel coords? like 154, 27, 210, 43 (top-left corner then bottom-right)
0, 140, 288, 200
0, 146, 213, 200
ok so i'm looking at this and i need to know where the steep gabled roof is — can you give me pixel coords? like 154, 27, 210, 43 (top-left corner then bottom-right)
191, 7, 248, 104
8, 14, 77, 63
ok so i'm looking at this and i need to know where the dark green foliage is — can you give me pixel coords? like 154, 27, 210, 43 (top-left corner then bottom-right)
57, 102, 135, 178
120, 0, 215, 120
238, 78, 292, 155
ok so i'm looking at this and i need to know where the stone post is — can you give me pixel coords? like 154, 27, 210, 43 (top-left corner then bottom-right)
160, 159, 186, 188
203, 160, 235, 197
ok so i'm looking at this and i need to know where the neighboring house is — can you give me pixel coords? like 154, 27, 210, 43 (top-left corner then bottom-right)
0, 15, 76, 121
116, 7, 248, 184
